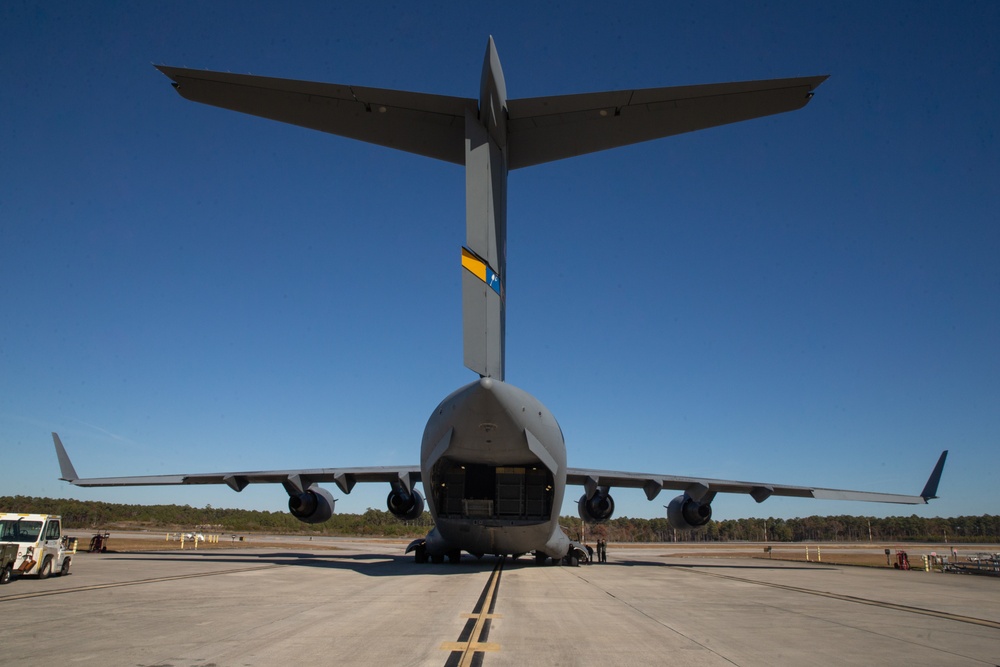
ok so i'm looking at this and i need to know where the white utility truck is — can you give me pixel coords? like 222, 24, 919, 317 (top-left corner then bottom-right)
0, 513, 74, 583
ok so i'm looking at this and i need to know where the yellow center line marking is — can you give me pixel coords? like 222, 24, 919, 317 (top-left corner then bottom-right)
441, 557, 505, 666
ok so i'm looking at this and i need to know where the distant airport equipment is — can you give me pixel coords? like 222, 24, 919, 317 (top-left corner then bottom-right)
89, 531, 109, 553
0, 513, 74, 582
944, 552, 1000, 576
52, 38, 948, 565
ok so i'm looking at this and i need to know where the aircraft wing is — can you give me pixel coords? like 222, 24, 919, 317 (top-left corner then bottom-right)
566, 450, 948, 505
52, 433, 419, 495
156, 66, 476, 165
506, 75, 828, 169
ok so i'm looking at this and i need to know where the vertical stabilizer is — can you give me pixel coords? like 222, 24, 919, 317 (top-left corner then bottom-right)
463, 37, 508, 379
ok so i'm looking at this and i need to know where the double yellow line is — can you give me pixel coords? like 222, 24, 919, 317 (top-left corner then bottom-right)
441, 557, 505, 666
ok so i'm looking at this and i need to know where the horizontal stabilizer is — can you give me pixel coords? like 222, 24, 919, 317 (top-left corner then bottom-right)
156, 67, 826, 173
506, 75, 827, 168
156, 66, 475, 164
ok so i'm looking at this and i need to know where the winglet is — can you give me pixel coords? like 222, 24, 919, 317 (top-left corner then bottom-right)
52, 432, 80, 483
919, 450, 948, 501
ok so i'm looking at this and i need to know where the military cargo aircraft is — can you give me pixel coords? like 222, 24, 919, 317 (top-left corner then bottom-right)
53, 38, 947, 565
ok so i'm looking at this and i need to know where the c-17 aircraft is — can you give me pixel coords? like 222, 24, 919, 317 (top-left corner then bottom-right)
53, 38, 947, 565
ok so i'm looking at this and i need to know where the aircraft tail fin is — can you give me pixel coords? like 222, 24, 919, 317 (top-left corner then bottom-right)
461, 246, 505, 379
462, 43, 508, 380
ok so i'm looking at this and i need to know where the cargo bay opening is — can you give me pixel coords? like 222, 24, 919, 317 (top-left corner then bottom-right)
432, 460, 554, 520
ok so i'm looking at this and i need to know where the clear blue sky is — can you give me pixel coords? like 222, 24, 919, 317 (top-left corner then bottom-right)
2, 2, 997, 522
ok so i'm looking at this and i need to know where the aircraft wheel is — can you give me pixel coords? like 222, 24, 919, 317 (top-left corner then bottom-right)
38, 556, 53, 579
0, 565, 11, 584
59, 558, 71, 576
431, 554, 445, 564
447, 550, 462, 564
534, 552, 547, 566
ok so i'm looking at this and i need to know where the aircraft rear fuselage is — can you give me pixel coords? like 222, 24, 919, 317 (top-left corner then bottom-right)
420, 378, 571, 557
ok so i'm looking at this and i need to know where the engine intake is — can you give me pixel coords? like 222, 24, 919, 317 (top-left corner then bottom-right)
578, 489, 615, 523
387, 488, 425, 521
288, 485, 335, 524
666, 494, 712, 530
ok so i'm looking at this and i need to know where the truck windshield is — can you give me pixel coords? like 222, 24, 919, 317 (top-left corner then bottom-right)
0, 520, 43, 543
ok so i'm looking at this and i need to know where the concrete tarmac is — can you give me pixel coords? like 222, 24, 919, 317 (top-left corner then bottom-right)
2, 542, 998, 666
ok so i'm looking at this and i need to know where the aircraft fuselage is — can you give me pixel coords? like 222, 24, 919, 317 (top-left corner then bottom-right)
419, 378, 571, 558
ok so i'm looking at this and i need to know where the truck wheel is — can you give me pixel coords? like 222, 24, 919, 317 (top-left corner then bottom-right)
38, 556, 53, 579
59, 558, 71, 576
0, 565, 11, 584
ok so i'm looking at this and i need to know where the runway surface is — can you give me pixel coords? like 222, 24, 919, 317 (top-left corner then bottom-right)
3, 541, 998, 666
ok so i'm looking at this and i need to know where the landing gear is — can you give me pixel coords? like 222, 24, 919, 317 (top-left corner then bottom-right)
411, 541, 461, 565
535, 551, 547, 566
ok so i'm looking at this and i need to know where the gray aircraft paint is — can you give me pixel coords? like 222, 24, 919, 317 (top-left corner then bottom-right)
53, 38, 946, 562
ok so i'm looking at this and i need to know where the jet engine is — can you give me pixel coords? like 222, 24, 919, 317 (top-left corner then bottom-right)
288, 484, 336, 524
666, 494, 712, 530
387, 487, 425, 521
578, 489, 615, 523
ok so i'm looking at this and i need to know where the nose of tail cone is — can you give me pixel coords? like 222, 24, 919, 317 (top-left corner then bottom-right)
469, 376, 531, 424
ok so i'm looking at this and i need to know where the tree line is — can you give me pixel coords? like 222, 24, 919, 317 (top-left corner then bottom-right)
562, 513, 1000, 544
0, 496, 432, 537
2, 496, 996, 543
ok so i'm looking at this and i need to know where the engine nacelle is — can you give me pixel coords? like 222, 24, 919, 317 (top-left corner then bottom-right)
666, 494, 712, 530
578, 490, 615, 523
387, 488, 425, 521
288, 485, 336, 524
